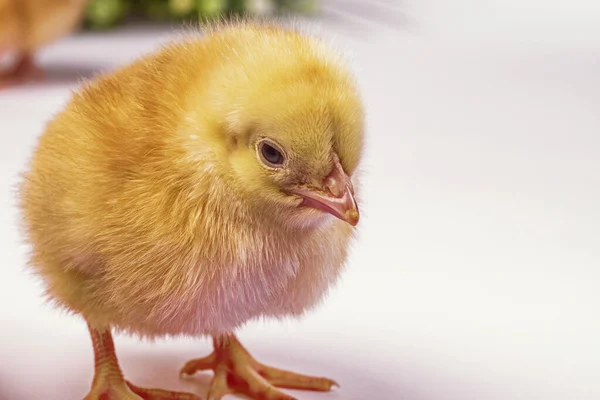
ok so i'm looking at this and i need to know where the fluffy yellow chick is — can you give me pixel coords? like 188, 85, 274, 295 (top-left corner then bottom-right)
0, 0, 88, 87
19, 20, 364, 400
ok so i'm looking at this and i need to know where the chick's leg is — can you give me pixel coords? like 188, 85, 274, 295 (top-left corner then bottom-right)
84, 323, 201, 400
180, 335, 337, 400
0, 52, 43, 88
12, 53, 43, 78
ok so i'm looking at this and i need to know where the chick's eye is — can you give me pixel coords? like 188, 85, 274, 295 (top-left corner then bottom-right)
259, 141, 285, 167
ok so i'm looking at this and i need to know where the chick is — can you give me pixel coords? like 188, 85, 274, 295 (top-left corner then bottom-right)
0, 0, 89, 87
19, 20, 364, 400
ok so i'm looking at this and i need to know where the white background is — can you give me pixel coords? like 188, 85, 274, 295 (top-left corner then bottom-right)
1, 1, 599, 399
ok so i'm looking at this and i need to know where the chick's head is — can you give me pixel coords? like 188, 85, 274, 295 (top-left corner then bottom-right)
217, 59, 365, 229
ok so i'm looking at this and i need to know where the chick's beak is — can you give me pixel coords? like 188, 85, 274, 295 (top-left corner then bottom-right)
293, 156, 359, 226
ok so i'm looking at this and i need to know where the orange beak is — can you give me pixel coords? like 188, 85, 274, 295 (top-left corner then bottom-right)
293, 155, 359, 226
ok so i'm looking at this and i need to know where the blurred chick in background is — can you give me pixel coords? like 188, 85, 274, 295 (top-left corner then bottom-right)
0, 0, 89, 87
19, 20, 363, 400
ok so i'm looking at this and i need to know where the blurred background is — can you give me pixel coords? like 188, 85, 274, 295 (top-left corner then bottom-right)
81, 0, 320, 30
1, 1, 599, 400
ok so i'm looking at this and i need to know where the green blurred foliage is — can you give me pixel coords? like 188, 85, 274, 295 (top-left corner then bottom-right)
84, 0, 319, 30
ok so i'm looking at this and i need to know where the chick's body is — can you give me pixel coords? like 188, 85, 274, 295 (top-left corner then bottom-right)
20, 22, 364, 400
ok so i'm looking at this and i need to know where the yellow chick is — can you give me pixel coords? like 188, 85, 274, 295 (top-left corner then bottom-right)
0, 0, 89, 87
19, 20, 364, 400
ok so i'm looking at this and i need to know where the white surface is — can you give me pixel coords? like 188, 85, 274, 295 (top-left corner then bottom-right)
1, 3, 600, 400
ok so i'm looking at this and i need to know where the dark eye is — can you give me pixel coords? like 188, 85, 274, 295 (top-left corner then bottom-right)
259, 141, 285, 167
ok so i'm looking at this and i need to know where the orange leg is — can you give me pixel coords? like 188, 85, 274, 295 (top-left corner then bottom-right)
0, 52, 44, 88
180, 335, 338, 400
84, 323, 201, 400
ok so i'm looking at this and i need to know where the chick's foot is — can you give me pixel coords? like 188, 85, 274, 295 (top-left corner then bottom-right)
84, 323, 201, 400
180, 335, 338, 400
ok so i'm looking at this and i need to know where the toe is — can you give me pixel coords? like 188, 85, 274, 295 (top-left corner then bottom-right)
205, 367, 232, 400
180, 353, 216, 377
127, 381, 201, 400
257, 364, 338, 392
234, 369, 297, 400
84, 379, 143, 400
